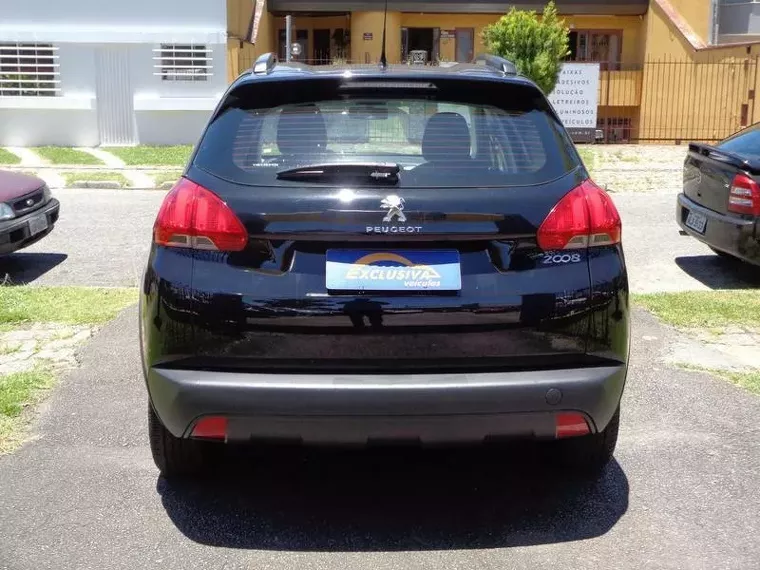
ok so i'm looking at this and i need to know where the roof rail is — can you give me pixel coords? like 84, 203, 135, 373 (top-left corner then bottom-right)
473, 54, 518, 75
252, 52, 277, 75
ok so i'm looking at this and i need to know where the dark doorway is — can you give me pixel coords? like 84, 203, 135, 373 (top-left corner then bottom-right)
401, 27, 439, 63
313, 29, 330, 64
278, 29, 308, 62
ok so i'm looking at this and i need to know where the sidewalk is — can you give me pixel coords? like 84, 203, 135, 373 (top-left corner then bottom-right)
0, 146, 189, 190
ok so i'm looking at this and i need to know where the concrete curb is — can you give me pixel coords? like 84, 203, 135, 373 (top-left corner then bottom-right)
69, 181, 124, 189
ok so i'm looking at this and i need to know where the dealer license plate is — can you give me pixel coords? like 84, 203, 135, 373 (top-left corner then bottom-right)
325, 250, 461, 291
28, 214, 49, 237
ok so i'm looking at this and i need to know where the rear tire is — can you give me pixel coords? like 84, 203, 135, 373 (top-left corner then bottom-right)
148, 404, 210, 479
553, 407, 620, 479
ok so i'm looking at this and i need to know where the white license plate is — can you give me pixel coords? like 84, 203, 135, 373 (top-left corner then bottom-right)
28, 214, 49, 236
685, 210, 707, 234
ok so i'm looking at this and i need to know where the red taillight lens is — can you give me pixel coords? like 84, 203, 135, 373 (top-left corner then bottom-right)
728, 174, 760, 216
555, 412, 590, 439
153, 178, 248, 251
190, 416, 228, 440
537, 180, 622, 251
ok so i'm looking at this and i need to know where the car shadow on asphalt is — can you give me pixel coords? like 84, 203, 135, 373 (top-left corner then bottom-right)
157, 445, 629, 551
675, 255, 760, 289
0, 252, 67, 284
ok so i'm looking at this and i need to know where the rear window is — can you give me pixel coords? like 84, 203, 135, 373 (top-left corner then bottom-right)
194, 84, 579, 188
718, 123, 760, 157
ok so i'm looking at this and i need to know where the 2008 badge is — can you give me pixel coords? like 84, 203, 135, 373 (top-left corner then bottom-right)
542, 252, 583, 264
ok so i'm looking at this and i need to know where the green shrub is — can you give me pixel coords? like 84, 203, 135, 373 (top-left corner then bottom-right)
482, 1, 570, 95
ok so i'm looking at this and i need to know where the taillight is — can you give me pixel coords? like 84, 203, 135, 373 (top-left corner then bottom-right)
537, 180, 622, 251
727, 174, 760, 216
153, 178, 248, 251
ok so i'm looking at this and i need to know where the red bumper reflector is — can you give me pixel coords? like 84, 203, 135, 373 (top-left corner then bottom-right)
191, 416, 228, 440
555, 413, 590, 439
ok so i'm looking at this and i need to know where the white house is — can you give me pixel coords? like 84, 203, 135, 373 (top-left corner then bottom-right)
0, 0, 228, 146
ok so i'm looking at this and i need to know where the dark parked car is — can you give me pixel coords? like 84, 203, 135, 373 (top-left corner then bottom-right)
141, 54, 629, 479
0, 170, 60, 255
678, 125, 760, 265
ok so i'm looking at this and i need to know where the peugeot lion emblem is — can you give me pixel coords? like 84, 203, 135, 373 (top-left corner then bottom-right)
381, 195, 406, 223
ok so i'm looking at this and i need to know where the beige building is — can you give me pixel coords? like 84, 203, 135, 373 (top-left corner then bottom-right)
227, 0, 760, 143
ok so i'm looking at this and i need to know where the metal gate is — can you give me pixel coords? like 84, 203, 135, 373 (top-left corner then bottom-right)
597, 56, 760, 143
95, 46, 137, 145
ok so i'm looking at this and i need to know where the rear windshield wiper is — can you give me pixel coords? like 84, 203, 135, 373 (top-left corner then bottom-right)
276, 163, 400, 184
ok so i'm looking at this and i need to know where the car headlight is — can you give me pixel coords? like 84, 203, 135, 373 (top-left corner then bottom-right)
0, 203, 14, 221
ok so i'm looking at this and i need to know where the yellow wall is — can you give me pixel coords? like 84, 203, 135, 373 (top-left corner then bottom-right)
565, 16, 642, 64
226, 0, 760, 143
396, 13, 642, 64
399, 13, 495, 62
226, 0, 251, 39
273, 15, 352, 61
638, 1, 760, 142
226, 0, 275, 73
350, 11, 402, 64
666, 0, 710, 43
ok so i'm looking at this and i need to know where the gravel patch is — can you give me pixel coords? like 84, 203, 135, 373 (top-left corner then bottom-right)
583, 145, 688, 194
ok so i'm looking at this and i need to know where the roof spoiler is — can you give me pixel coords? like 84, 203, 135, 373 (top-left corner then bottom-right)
688, 142, 760, 175
473, 54, 518, 75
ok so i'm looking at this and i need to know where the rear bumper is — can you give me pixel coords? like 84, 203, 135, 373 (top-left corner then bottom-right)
677, 194, 759, 265
147, 364, 627, 444
0, 199, 60, 255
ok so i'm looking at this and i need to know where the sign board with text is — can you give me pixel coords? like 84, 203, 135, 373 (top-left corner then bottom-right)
548, 63, 600, 142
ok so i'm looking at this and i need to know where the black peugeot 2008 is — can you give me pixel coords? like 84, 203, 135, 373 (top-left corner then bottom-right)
140, 54, 629, 479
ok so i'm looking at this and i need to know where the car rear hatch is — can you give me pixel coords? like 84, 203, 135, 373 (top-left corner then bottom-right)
158, 73, 622, 373
684, 142, 760, 216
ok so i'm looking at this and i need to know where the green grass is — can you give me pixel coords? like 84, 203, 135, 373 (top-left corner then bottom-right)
616, 152, 643, 163
727, 370, 760, 394
152, 171, 183, 187
634, 291, 760, 330
33, 147, 103, 165
677, 364, 760, 396
61, 171, 130, 188
0, 287, 137, 453
0, 367, 55, 454
104, 145, 192, 166
576, 146, 596, 172
0, 148, 21, 165
0, 286, 138, 326
0, 343, 20, 356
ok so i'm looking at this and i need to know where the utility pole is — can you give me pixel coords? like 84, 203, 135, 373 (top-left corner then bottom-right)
285, 15, 292, 62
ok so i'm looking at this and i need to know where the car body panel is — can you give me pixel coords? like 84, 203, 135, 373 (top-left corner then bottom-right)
677, 194, 760, 265
0, 170, 59, 255
140, 61, 630, 444
0, 170, 45, 202
147, 364, 627, 440
679, 138, 760, 263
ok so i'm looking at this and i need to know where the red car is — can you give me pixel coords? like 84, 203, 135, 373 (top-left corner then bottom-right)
0, 170, 60, 255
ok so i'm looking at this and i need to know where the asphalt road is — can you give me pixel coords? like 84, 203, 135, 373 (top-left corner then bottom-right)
1, 307, 759, 569
3, 188, 760, 292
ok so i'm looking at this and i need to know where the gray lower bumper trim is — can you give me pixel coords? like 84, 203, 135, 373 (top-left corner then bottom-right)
148, 365, 627, 441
